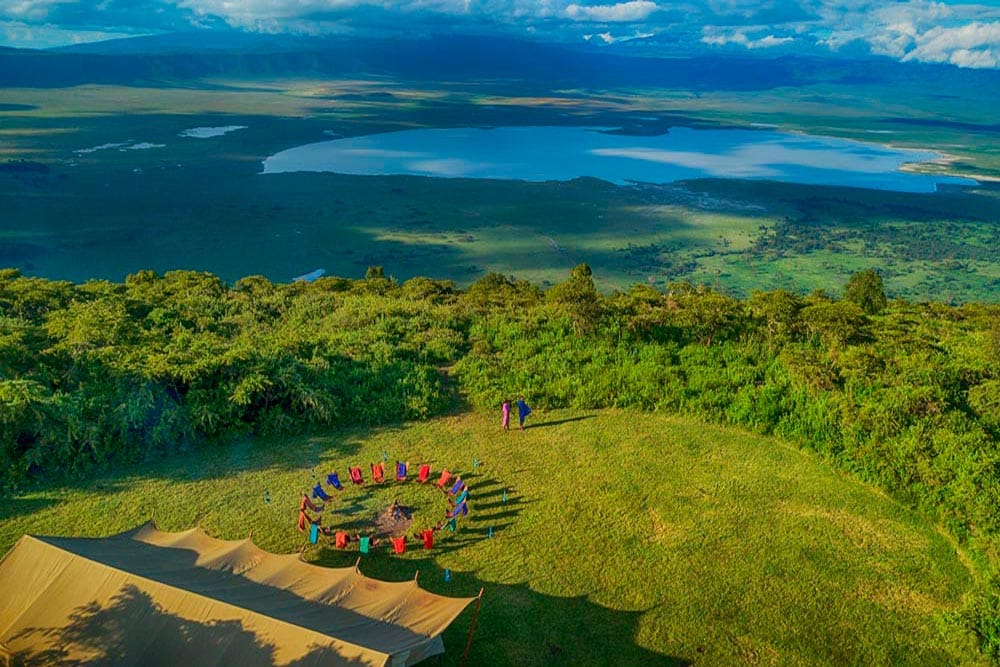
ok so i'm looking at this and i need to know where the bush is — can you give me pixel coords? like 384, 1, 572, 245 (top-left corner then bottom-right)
4, 267, 1000, 659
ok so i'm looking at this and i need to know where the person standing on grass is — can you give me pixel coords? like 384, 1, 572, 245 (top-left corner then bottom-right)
516, 396, 531, 430
501, 399, 511, 431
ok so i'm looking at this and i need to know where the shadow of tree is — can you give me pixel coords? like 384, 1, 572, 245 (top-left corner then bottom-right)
8, 419, 405, 498
9, 585, 368, 667
0, 497, 56, 522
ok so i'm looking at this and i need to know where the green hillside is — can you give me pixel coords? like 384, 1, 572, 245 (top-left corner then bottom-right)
0, 411, 986, 665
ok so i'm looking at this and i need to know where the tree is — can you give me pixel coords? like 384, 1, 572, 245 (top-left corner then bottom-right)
463, 272, 541, 312
844, 269, 887, 315
800, 301, 869, 349
401, 277, 456, 304
359, 266, 396, 295
613, 285, 675, 343
672, 287, 744, 346
748, 289, 803, 350
989, 314, 1000, 366
547, 264, 604, 335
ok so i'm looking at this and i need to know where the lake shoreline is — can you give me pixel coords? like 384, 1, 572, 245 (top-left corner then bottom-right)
262, 125, 976, 194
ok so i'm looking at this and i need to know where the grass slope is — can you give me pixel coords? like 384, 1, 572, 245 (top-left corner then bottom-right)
0, 410, 986, 665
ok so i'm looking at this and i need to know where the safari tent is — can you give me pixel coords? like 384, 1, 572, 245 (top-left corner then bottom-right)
0, 522, 477, 666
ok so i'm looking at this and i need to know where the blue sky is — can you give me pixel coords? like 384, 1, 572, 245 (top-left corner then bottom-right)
1, 0, 999, 68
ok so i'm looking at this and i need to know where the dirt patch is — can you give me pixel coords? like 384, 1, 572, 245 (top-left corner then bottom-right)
373, 500, 413, 536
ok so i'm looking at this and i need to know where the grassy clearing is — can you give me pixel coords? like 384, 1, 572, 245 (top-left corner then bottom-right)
0, 410, 985, 665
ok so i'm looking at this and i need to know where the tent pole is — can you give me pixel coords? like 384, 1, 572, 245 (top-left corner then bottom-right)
459, 588, 484, 667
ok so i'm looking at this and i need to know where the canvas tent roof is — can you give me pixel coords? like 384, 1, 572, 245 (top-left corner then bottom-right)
0, 522, 476, 667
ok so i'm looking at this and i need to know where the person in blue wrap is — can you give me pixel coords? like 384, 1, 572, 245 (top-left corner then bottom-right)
516, 396, 531, 430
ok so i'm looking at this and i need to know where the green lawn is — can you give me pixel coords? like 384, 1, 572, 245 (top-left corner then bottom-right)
0, 410, 986, 665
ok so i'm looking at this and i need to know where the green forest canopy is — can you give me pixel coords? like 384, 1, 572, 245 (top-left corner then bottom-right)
1, 264, 999, 656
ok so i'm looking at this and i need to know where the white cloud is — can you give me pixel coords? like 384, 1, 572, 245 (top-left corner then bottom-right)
947, 47, 997, 66
0, 18, 139, 47
564, 1, 657, 22
817, 1, 1000, 67
2, 0, 1000, 69
176, 0, 350, 23
701, 27, 794, 49
753, 34, 794, 48
585, 27, 657, 43
903, 21, 1000, 67
0, 0, 64, 22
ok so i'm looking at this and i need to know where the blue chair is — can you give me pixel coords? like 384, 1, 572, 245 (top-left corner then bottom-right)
326, 472, 343, 490
312, 483, 332, 502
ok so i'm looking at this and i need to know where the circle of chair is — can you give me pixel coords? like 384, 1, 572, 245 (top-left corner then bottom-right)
297, 460, 470, 556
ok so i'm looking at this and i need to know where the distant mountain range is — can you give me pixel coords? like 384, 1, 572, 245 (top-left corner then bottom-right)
2, 32, 998, 96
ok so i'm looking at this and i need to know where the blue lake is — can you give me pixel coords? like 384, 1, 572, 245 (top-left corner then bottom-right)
261, 126, 976, 193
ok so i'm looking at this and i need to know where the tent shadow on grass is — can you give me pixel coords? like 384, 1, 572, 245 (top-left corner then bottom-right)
8, 539, 689, 667
307, 479, 689, 666
310, 552, 690, 667
9, 584, 369, 667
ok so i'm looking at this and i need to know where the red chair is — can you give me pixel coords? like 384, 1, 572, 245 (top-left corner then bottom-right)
417, 464, 431, 483
419, 528, 434, 549
349, 467, 364, 485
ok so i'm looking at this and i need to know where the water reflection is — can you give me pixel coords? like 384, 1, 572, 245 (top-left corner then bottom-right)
262, 126, 975, 194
